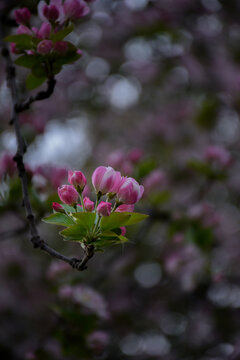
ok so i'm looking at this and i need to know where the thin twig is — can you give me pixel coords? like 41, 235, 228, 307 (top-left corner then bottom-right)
0, 40, 91, 270
15, 77, 56, 114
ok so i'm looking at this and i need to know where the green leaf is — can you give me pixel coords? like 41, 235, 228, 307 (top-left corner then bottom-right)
26, 73, 46, 90
72, 212, 96, 230
62, 204, 76, 213
60, 224, 87, 241
51, 25, 74, 42
124, 212, 149, 225
4, 34, 33, 49
15, 54, 41, 68
100, 213, 131, 231
42, 213, 75, 226
94, 233, 129, 249
99, 231, 119, 240
31, 63, 47, 78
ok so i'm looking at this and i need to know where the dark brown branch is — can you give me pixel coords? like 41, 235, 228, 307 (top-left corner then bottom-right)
1, 43, 91, 271
15, 77, 57, 113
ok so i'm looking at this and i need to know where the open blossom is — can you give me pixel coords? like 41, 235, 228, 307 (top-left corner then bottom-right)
83, 197, 94, 212
14, 8, 31, 25
97, 201, 112, 216
117, 177, 144, 204
37, 39, 53, 55
68, 170, 86, 190
64, 0, 90, 20
58, 185, 79, 205
92, 166, 121, 195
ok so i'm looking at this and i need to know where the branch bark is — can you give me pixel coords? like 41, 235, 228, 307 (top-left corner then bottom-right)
0, 42, 91, 271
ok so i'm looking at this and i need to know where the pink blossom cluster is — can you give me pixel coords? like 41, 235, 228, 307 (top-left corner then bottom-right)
11, 0, 95, 55
204, 145, 232, 168
56, 167, 144, 219
107, 148, 143, 175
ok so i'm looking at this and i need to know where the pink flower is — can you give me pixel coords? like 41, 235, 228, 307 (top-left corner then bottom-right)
37, 23, 51, 39
0, 152, 16, 177
68, 170, 86, 190
10, 43, 19, 54
16, 25, 32, 35
129, 148, 143, 164
64, 0, 90, 20
38, 0, 64, 23
14, 8, 31, 25
117, 177, 144, 204
54, 41, 68, 53
58, 185, 79, 205
37, 39, 53, 55
143, 169, 166, 193
97, 201, 112, 216
83, 197, 94, 212
52, 202, 64, 212
92, 166, 120, 195
115, 204, 134, 212
204, 145, 232, 168
120, 227, 126, 236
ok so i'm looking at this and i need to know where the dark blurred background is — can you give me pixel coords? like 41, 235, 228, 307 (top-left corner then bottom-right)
1, 0, 240, 359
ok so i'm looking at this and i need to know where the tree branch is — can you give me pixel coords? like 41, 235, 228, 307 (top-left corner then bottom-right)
1, 43, 91, 271
15, 76, 57, 114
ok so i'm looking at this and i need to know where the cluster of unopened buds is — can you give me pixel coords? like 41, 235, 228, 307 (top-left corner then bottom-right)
5, 0, 95, 89
43, 166, 147, 252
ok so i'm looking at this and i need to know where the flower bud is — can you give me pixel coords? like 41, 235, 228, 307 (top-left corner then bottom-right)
117, 177, 144, 204
14, 8, 31, 25
64, 0, 90, 20
16, 25, 32, 35
129, 148, 143, 164
120, 227, 126, 236
83, 197, 94, 212
43, 4, 60, 21
68, 170, 86, 190
92, 166, 120, 195
52, 202, 64, 212
58, 185, 79, 205
37, 23, 51, 39
97, 201, 112, 216
54, 41, 68, 54
10, 43, 19, 54
116, 204, 134, 212
37, 39, 53, 55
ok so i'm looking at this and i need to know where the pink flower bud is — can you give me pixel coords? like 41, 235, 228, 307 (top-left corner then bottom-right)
43, 4, 60, 21
76, 49, 83, 55
115, 204, 134, 212
68, 170, 87, 190
10, 43, 19, 54
120, 227, 126, 236
64, 0, 90, 20
37, 39, 53, 55
54, 41, 68, 54
58, 185, 79, 205
83, 197, 94, 212
117, 177, 144, 205
129, 148, 143, 164
52, 202, 64, 212
37, 23, 51, 39
97, 201, 112, 216
92, 166, 120, 195
14, 8, 31, 25
16, 25, 32, 35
